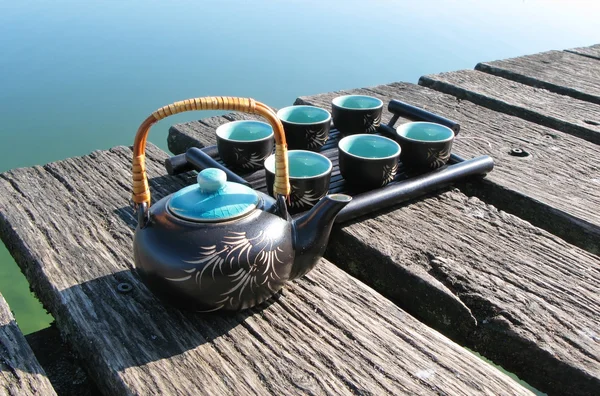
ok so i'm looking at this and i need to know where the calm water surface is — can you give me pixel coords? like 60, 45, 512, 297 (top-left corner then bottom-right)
0, 0, 597, 342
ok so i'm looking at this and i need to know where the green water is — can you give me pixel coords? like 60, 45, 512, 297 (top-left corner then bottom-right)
0, 4, 597, 390
466, 349, 547, 396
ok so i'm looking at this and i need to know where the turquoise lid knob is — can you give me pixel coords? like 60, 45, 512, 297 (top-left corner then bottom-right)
168, 168, 259, 222
197, 168, 226, 193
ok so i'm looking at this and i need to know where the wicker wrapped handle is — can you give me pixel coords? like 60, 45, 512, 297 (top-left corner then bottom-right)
132, 97, 289, 209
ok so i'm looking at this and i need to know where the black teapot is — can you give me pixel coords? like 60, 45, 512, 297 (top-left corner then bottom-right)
131, 97, 351, 311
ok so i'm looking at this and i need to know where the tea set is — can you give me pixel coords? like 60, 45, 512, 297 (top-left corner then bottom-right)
130, 95, 457, 312
215, 94, 455, 211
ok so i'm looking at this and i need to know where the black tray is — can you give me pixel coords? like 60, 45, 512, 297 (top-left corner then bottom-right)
165, 100, 494, 223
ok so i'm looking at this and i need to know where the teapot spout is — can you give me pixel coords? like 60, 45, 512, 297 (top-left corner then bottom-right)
290, 194, 352, 280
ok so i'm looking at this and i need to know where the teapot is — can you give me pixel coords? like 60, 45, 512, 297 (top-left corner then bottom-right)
131, 97, 351, 311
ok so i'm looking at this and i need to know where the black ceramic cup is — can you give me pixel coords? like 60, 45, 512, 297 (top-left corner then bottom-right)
331, 95, 383, 136
216, 120, 274, 171
276, 105, 331, 151
264, 150, 332, 214
338, 134, 401, 189
394, 122, 454, 169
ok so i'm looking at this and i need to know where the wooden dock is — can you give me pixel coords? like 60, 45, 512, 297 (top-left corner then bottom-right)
1, 44, 599, 395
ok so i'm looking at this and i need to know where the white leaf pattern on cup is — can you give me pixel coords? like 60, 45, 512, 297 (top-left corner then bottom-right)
363, 112, 382, 133
381, 162, 398, 186
234, 148, 269, 169
289, 185, 325, 208
305, 127, 328, 149
427, 148, 451, 169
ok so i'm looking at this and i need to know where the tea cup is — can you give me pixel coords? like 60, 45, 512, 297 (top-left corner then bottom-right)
216, 120, 274, 171
338, 134, 400, 189
264, 150, 332, 213
394, 122, 454, 169
277, 105, 331, 151
331, 95, 383, 136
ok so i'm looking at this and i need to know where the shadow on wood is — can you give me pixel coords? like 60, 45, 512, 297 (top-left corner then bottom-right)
57, 268, 280, 368
0, 293, 57, 395
25, 325, 102, 396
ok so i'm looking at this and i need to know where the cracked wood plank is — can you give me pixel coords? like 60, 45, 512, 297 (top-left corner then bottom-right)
0, 145, 530, 395
566, 44, 600, 61
171, 110, 600, 395
475, 50, 600, 104
419, 70, 600, 145
0, 293, 57, 396
324, 189, 600, 396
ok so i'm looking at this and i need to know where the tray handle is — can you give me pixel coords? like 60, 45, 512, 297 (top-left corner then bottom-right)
387, 99, 461, 135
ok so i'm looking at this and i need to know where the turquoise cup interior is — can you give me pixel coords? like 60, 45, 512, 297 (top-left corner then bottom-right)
264, 150, 332, 178
395, 122, 454, 142
277, 106, 331, 124
331, 95, 383, 110
338, 134, 400, 159
216, 120, 273, 142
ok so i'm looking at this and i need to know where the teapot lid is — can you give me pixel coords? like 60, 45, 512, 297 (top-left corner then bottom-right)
168, 168, 259, 222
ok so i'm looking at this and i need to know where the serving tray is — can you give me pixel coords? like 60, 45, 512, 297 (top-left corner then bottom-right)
165, 100, 494, 223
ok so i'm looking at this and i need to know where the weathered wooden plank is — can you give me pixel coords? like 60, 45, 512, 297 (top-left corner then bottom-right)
176, 109, 600, 395
0, 293, 57, 396
566, 44, 600, 61
324, 190, 600, 396
475, 50, 600, 104
419, 70, 600, 145
292, 83, 600, 256
0, 145, 530, 395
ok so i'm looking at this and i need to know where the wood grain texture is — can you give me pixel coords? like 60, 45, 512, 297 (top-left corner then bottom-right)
294, 83, 600, 255
0, 145, 530, 395
419, 70, 600, 145
476, 50, 600, 104
171, 109, 600, 395
566, 44, 600, 61
0, 293, 56, 396
324, 190, 600, 396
